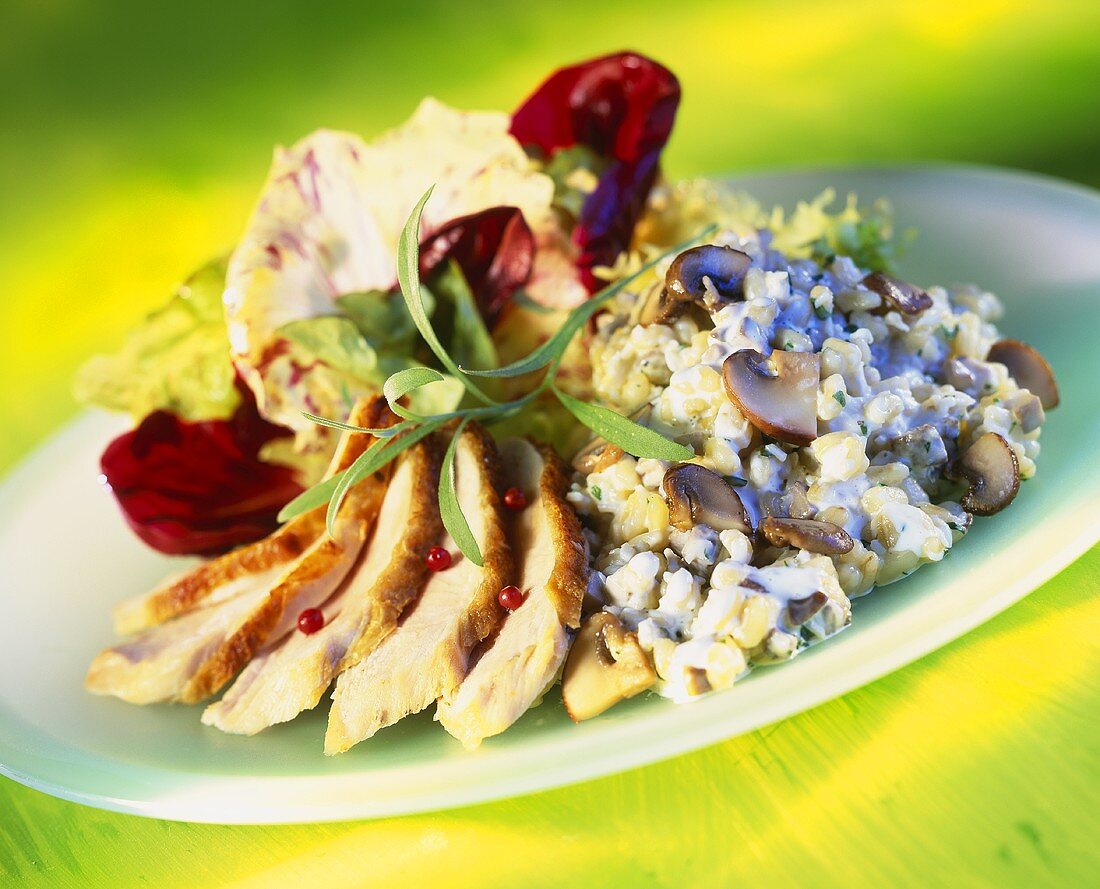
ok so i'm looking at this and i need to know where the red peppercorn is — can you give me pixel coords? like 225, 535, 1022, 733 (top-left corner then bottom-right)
297, 607, 324, 635
498, 585, 524, 610
503, 487, 528, 511
425, 546, 452, 572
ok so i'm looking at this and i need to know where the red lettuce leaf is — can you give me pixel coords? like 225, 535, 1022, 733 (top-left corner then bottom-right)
418, 206, 534, 326
510, 51, 680, 290
100, 381, 303, 555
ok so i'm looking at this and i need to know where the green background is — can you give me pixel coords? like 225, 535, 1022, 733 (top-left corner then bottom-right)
2, 1, 1098, 885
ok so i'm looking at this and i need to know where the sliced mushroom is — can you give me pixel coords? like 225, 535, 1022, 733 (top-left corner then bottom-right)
947, 432, 1020, 516
882, 424, 948, 466
683, 667, 712, 697
561, 612, 656, 722
641, 245, 752, 325
759, 517, 854, 555
761, 481, 814, 520
722, 349, 821, 446
786, 591, 829, 626
943, 356, 996, 398
663, 463, 752, 533
986, 339, 1060, 409
572, 440, 624, 475
1013, 393, 1044, 434
861, 272, 933, 315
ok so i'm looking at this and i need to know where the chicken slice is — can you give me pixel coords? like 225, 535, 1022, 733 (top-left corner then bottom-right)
202, 435, 443, 734
110, 397, 391, 636
437, 438, 588, 748
324, 422, 511, 755
85, 399, 393, 704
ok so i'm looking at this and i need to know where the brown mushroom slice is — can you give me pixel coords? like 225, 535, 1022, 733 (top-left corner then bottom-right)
561, 612, 657, 722
986, 339, 1060, 409
641, 245, 752, 325
861, 271, 933, 315
572, 406, 650, 474
759, 517, 854, 555
1013, 393, 1044, 434
949, 432, 1020, 516
683, 667, 712, 697
786, 591, 829, 626
572, 439, 625, 475
663, 463, 752, 533
722, 349, 821, 446
636, 283, 681, 327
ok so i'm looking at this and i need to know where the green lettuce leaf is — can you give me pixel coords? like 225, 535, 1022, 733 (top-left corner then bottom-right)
74, 258, 240, 421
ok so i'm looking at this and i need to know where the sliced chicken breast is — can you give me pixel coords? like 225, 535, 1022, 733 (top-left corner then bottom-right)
110, 398, 391, 636
324, 422, 511, 755
202, 435, 444, 734
437, 438, 588, 748
85, 399, 393, 705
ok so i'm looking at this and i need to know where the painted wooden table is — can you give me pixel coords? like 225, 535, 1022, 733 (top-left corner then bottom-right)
3, 1, 1099, 884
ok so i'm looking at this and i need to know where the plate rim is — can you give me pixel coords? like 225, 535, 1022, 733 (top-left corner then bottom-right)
2, 162, 1099, 824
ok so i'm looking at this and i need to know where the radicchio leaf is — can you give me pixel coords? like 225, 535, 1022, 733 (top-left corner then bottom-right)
510, 51, 681, 291
418, 206, 534, 326
100, 380, 303, 555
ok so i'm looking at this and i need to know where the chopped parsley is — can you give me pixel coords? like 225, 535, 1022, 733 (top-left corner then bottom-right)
813, 303, 830, 320
833, 390, 847, 407
589, 485, 602, 501
857, 420, 868, 436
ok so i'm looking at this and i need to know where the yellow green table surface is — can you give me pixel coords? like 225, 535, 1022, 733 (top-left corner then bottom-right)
2, 1, 1098, 885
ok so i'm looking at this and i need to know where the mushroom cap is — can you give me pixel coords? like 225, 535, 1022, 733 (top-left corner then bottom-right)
759, 516, 854, 555
949, 432, 1020, 516
561, 611, 656, 722
640, 245, 751, 325
722, 349, 821, 446
571, 406, 649, 473
662, 463, 752, 533
786, 591, 829, 626
986, 339, 1060, 409
572, 440, 624, 475
861, 272, 933, 315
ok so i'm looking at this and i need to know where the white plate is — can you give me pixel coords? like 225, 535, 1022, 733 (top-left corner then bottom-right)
1, 166, 1098, 823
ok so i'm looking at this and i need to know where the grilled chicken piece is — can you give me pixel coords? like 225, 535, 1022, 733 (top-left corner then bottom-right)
324, 422, 511, 755
202, 436, 444, 734
437, 438, 588, 748
85, 399, 393, 705
110, 398, 391, 636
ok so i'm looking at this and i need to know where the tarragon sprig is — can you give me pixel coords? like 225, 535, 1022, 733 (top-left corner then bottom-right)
278, 186, 713, 562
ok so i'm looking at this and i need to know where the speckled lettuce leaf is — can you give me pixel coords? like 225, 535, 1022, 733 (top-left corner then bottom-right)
280, 316, 382, 383
223, 101, 565, 450
74, 258, 240, 421
337, 289, 426, 351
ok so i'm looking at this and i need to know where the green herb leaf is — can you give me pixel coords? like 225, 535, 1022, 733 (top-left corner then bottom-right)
833, 390, 847, 407
337, 289, 428, 350
396, 187, 495, 405
438, 419, 483, 566
280, 316, 381, 382
462, 225, 717, 379
552, 387, 694, 462
589, 484, 602, 501
433, 260, 499, 372
325, 420, 443, 536
382, 366, 446, 419
277, 474, 343, 523
300, 411, 412, 438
